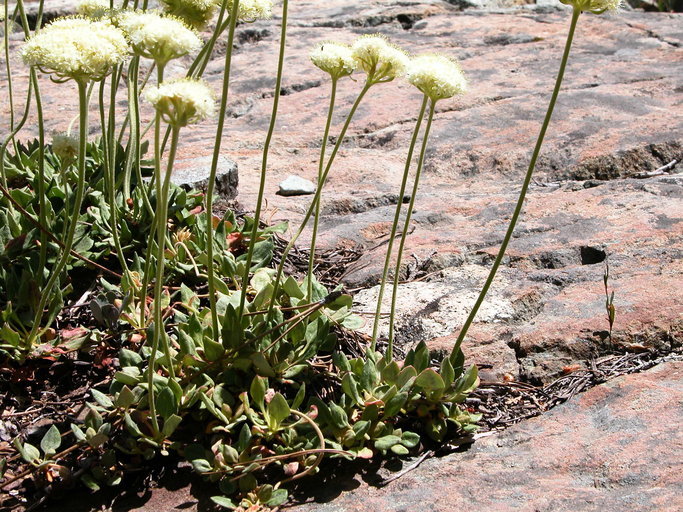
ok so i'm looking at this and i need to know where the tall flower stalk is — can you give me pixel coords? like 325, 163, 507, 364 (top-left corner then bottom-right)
21, 16, 129, 345
450, 1, 617, 362
380, 55, 467, 359
144, 78, 215, 434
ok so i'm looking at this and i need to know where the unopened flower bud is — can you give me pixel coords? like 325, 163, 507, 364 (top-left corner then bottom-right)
51, 132, 79, 163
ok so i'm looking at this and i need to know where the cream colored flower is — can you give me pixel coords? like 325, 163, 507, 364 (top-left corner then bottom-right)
310, 42, 355, 80
352, 35, 409, 83
21, 17, 129, 83
145, 78, 215, 127
77, 0, 113, 18
159, 0, 218, 28
227, 0, 273, 22
559, 0, 621, 13
117, 11, 201, 66
51, 132, 79, 163
406, 55, 467, 102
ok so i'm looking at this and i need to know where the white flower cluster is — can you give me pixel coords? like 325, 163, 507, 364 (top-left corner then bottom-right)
310, 42, 356, 80
145, 78, 215, 127
160, 0, 218, 29
227, 0, 273, 22
21, 17, 129, 83
351, 35, 409, 83
116, 11, 201, 66
406, 55, 467, 102
77, 0, 113, 18
51, 132, 79, 163
559, 0, 621, 13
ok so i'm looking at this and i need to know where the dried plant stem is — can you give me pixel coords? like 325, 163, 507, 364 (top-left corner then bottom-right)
370, 95, 428, 351
236, 0, 289, 322
450, 6, 581, 359
387, 100, 436, 358
206, 0, 240, 341
306, 78, 338, 301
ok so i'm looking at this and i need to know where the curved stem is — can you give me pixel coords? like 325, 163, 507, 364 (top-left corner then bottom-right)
450, 6, 581, 359
236, 0, 289, 322
27, 80, 89, 347
386, 101, 436, 359
148, 126, 180, 435
370, 95, 428, 350
30, 69, 48, 283
306, 78, 338, 301
206, 0, 241, 341
264, 82, 373, 323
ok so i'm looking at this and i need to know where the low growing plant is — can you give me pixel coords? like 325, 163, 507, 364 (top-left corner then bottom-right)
0, 0, 623, 509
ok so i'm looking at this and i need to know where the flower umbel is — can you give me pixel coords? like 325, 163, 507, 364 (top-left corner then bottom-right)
77, 0, 114, 18
559, 0, 621, 13
310, 42, 356, 80
159, 0, 218, 29
21, 16, 129, 83
406, 55, 467, 102
145, 78, 215, 127
116, 11, 201, 66
227, 0, 274, 22
352, 35, 409, 83
51, 132, 79, 164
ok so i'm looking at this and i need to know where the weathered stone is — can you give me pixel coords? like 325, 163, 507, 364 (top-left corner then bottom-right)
286, 361, 683, 512
171, 155, 239, 199
277, 174, 317, 196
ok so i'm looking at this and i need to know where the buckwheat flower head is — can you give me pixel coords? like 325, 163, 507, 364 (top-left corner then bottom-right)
227, 0, 273, 22
310, 42, 355, 80
51, 132, 79, 163
352, 35, 409, 83
21, 17, 129, 83
117, 11, 201, 66
77, 0, 113, 18
559, 0, 621, 13
145, 78, 215, 127
406, 55, 467, 102
159, 0, 218, 29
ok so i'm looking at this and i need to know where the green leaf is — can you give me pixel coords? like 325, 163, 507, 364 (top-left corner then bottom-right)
415, 368, 445, 391
124, 413, 142, 437
157, 387, 178, 421
400, 431, 421, 448
203, 338, 225, 362
374, 435, 401, 451
40, 425, 61, 456
396, 366, 417, 390
81, 473, 101, 491
266, 489, 288, 507
250, 352, 275, 378
211, 496, 237, 509
390, 444, 410, 456
342, 374, 363, 405
440, 356, 455, 388
119, 348, 142, 367
162, 414, 183, 437
192, 458, 213, 473
250, 376, 267, 411
282, 276, 304, 299
18, 442, 41, 464
382, 392, 408, 418
267, 393, 290, 430
114, 386, 136, 409
454, 364, 479, 395
328, 403, 349, 430
91, 389, 114, 408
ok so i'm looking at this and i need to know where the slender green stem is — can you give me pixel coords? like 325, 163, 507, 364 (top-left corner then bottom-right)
3, 0, 19, 161
206, 0, 241, 341
29, 69, 48, 283
306, 78, 338, 302
27, 80, 89, 347
450, 7, 581, 359
148, 126, 180, 436
0, 75, 33, 191
386, 101, 436, 359
104, 66, 130, 275
264, 82, 373, 323
139, 63, 165, 328
370, 95, 428, 350
236, 0, 289, 322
